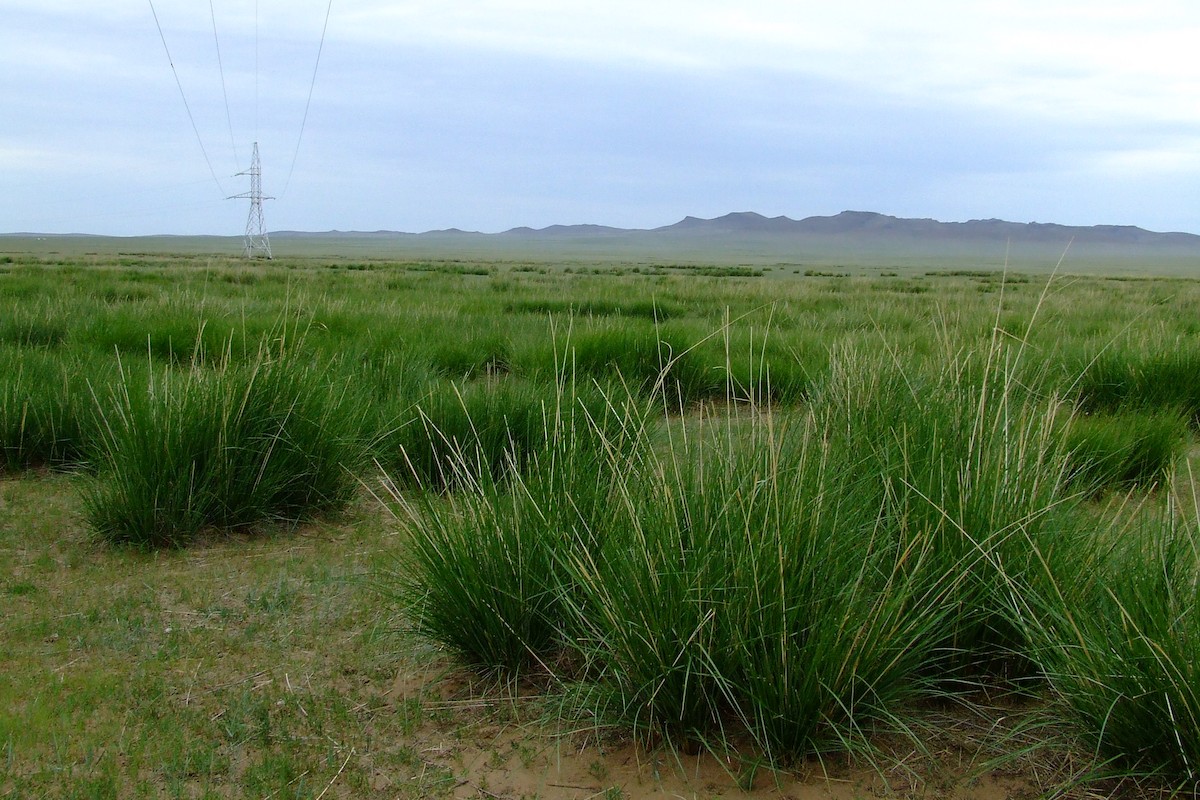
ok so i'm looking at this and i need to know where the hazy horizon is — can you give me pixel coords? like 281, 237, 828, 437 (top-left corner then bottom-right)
7, 208, 1200, 239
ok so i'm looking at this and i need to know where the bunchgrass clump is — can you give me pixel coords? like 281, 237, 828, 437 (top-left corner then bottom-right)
387, 396, 964, 755
1015, 495, 1200, 786
421, 328, 513, 379
506, 297, 680, 321
687, 327, 816, 406
381, 383, 646, 675
386, 339, 1091, 762
0, 346, 106, 471
558, 410, 961, 758
384, 377, 633, 491
0, 303, 69, 348
85, 347, 371, 547
812, 345, 1074, 676
80, 309, 257, 366
1075, 341, 1200, 425
1063, 408, 1188, 494
517, 321, 721, 404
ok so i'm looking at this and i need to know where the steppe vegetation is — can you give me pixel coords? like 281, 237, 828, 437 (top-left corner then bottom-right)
2, 250, 1199, 798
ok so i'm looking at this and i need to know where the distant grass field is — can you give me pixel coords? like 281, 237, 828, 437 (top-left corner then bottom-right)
1, 248, 1199, 798
6, 230, 1200, 275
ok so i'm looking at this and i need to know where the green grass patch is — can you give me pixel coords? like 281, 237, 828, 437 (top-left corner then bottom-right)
1075, 341, 1200, 424
382, 377, 634, 492
84, 349, 371, 546
382, 383, 644, 674
0, 346, 106, 471
1016, 503, 1200, 787
4, 251, 1200, 794
1064, 408, 1188, 494
813, 345, 1073, 676
505, 297, 680, 321
556, 411, 959, 759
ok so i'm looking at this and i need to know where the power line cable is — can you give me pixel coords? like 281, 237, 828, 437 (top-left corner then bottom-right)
280, 0, 334, 198
255, 0, 260, 142
147, 0, 228, 196
209, 0, 240, 167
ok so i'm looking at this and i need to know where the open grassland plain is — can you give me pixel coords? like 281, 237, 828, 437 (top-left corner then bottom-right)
2, 249, 1200, 798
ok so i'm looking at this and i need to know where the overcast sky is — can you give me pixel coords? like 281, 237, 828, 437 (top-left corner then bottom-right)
2, 1, 1199, 235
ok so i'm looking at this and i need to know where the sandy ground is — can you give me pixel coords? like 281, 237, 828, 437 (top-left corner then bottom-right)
381, 662, 1046, 800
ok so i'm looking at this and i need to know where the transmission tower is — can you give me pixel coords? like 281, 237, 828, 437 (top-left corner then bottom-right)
229, 142, 273, 259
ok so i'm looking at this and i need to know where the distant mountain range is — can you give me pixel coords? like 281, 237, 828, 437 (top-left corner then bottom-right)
7, 211, 1199, 271
490, 210, 1200, 246
268, 210, 1198, 245
259, 211, 1200, 269
726, 210, 1200, 244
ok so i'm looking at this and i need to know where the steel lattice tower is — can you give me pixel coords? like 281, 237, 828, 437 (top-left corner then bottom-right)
229, 142, 273, 259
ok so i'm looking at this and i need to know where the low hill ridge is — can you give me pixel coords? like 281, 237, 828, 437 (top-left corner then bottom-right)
643, 210, 1198, 245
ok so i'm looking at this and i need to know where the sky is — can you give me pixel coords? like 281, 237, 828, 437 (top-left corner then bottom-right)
2, 1, 1200, 236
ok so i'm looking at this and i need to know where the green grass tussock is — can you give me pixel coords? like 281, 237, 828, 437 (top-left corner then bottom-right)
812, 345, 1073, 676
686, 327, 817, 406
505, 297, 680, 321
85, 348, 371, 547
557, 412, 959, 758
516, 321, 722, 404
421, 328, 514, 379
391, 341, 1083, 759
0, 303, 69, 348
1063, 408, 1188, 494
1015, 500, 1200, 787
0, 346, 106, 471
381, 385, 643, 674
1074, 340, 1200, 425
382, 377, 630, 492
81, 310, 258, 366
